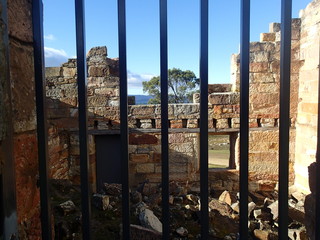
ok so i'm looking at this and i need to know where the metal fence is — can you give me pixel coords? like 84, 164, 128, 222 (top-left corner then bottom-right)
1, 0, 319, 239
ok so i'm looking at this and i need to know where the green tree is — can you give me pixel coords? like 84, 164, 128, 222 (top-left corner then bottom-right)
142, 68, 199, 104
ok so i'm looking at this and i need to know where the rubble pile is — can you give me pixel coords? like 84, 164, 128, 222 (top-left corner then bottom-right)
51, 180, 310, 240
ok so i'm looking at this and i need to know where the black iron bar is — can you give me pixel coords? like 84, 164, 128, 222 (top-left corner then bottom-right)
75, 0, 91, 239
32, 1, 52, 239
200, 0, 209, 239
160, 0, 169, 239
315, 34, 320, 240
117, 0, 130, 239
279, 0, 292, 238
239, 0, 250, 239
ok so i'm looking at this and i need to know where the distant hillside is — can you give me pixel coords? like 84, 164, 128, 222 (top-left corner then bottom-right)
131, 95, 153, 105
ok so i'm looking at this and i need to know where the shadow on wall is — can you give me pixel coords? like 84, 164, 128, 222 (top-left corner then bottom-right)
46, 98, 200, 192
305, 162, 318, 239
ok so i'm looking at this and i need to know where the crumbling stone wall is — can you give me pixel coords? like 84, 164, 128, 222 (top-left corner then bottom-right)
45, 9, 313, 193
46, 21, 301, 191
1, 0, 41, 239
294, 0, 320, 193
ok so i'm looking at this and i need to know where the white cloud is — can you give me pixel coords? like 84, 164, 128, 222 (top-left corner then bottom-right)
44, 47, 68, 67
128, 71, 154, 88
127, 71, 155, 95
44, 34, 56, 41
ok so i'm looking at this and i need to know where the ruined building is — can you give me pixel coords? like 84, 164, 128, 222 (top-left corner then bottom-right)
1, 0, 320, 239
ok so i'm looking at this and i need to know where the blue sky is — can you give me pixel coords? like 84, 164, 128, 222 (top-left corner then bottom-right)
43, 0, 311, 95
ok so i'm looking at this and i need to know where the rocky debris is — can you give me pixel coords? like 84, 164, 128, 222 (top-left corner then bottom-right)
139, 209, 163, 233
93, 193, 110, 210
209, 198, 233, 216
176, 227, 188, 237
254, 229, 278, 240
267, 200, 278, 220
248, 202, 256, 217
57, 200, 76, 215
131, 190, 143, 204
130, 224, 162, 240
291, 191, 306, 203
209, 209, 238, 238
218, 190, 235, 206
186, 194, 199, 205
104, 183, 122, 196
50, 179, 310, 239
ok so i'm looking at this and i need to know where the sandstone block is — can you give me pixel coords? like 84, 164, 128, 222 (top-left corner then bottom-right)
251, 72, 275, 83
10, 42, 36, 133
137, 163, 155, 173
130, 154, 150, 163
216, 118, 229, 129
250, 51, 269, 62
260, 33, 276, 42
249, 62, 268, 73
8, 0, 33, 42
170, 119, 183, 128
208, 93, 240, 105
45, 67, 61, 77
87, 46, 107, 58
187, 119, 198, 128
269, 22, 281, 33
208, 84, 232, 93
129, 134, 158, 145
62, 67, 77, 78
88, 65, 109, 77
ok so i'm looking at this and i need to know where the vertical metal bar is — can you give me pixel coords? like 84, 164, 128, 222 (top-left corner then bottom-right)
279, 0, 292, 238
316, 39, 320, 240
1, 0, 18, 238
239, 0, 250, 239
32, 1, 52, 239
160, 0, 169, 239
75, 0, 91, 239
200, 0, 209, 239
117, 0, 130, 239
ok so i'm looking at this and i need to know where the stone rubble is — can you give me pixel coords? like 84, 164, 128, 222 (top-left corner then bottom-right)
50, 180, 311, 239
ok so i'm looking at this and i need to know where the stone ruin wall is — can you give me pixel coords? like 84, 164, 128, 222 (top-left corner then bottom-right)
45, 17, 302, 193
229, 18, 302, 185
294, 0, 320, 193
0, 0, 319, 238
0, 0, 41, 238
44, 0, 320, 195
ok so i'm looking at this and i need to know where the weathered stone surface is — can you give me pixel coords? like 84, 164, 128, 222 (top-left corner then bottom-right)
253, 229, 278, 240
14, 133, 41, 238
260, 33, 276, 42
267, 200, 278, 220
139, 209, 162, 233
58, 200, 76, 215
208, 84, 232, 93
208, 93, 240, 105
7, 0, 33, 42
46, 67, 61, 77
136, 163, 155, 173
10, 41, 36, 133
130, 224, 162, 240
104, 183, 122, 196
209, 209, 238, 238
93, 194, 110, 210
87, 46, 107, 58
269, 22, 281, 33
176, 227, 188, 237
218, 190, 233, 206
129, 134, 158, 145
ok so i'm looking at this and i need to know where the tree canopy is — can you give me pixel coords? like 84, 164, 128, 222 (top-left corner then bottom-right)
142, 68, 199, 104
